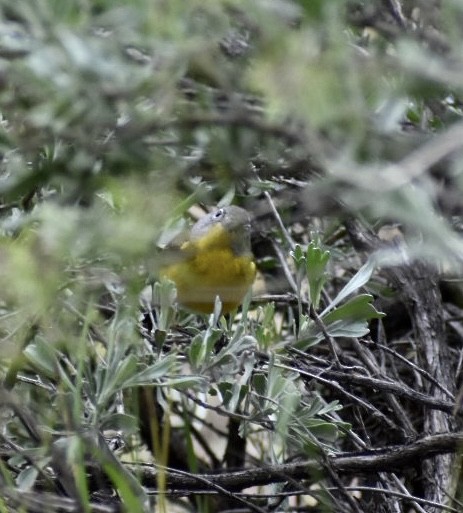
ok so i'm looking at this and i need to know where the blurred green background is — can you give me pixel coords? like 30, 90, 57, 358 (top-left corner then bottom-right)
1, 0, 463, 511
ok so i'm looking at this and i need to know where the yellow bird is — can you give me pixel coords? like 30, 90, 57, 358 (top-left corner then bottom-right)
161, 206, 256, 314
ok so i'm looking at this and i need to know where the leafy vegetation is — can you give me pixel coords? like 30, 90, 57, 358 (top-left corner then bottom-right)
0, 1, 463, 512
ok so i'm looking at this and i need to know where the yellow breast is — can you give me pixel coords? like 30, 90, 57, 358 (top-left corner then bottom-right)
161, 225, 256, 313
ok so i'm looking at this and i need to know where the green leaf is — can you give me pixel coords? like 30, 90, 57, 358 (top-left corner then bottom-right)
321, 258, 376, 316
322, 294, 385, 324
16, 466, 39, 491
290, 244, 305, 267
188, 327, 223, 370
160, 375, 206, 389
215, 331, 256, 364
150, 279, 177, 333
217, 382, 248, 411
255, 302, 279, 348
98, 355, 138, 406
294, 320, 322, 349
217, 382, 233, 405
316, 400, 343, 416
306, 241, 330, 308
324, 319, 371, 338
101, 457, 146, 513
106, 355, 138, 388
100, 414, 138, 434
303, 396, 326, 417
276, 383, 300, 439
23, 338, 59, 378
296, 317, 372, 350
305, 420, 339, 442
189, 333, 205, 368
123, 354, 179, 387
251, 373, 267, 397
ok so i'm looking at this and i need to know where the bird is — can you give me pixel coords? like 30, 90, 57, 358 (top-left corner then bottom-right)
160, 205, 256, 314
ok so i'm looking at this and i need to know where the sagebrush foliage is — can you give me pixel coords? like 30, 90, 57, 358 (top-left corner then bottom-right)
1, 1, 463, 512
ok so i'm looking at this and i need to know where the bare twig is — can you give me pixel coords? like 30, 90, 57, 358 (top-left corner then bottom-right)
127, 432, 463, 490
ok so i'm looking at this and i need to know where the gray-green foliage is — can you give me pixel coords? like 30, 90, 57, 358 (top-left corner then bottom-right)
0, 0, 462, 510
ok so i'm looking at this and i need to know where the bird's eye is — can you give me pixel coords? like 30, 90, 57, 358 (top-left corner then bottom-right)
213, 208, 225, 219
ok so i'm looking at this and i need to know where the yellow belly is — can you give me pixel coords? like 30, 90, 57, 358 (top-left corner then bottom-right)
161, 248, 256, 313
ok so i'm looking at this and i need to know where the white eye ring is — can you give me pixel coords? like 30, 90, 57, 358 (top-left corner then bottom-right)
213, 208, 225, 219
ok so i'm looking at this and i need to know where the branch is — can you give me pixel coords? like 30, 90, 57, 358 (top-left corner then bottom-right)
297, 365, 455, 413
127, 432, 463, 491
